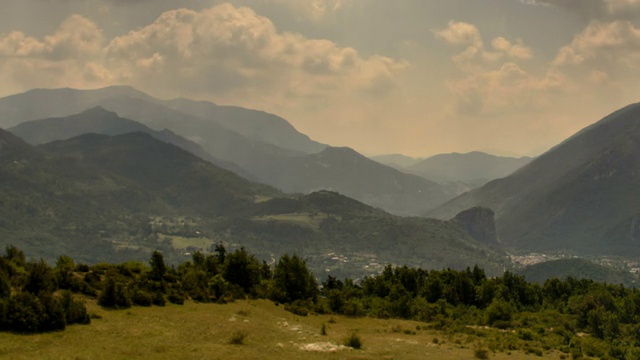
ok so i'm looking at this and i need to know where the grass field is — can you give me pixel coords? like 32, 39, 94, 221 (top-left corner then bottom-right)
252, 213, 328, 230
165, 235, 214, 251
0, 299, 567, 360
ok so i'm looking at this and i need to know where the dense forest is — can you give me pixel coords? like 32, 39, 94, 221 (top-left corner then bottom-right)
3, 245, 640, 359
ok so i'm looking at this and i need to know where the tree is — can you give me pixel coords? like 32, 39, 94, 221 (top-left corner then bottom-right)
24, 260, 53, 295
55, 255, 75, 290
149, 251, 166, 282
272, 254, 318, 303
222, 248, 261, 295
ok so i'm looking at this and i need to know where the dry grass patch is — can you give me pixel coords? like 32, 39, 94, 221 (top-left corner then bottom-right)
0, 299, 567, 360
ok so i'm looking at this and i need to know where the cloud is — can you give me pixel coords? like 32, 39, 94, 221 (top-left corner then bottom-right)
550, 19, 640, 95
0, 3, 405, 106
434, 21, 548, 115
446, 62, 563, 115
0, 14, 105, 89
525, 0, 640, 20
491, 37, 533, 60
435, 21, 533, 70
103, 4, 406, 100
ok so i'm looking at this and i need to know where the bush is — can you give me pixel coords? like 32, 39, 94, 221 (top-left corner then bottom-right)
153, 292, 166, 307
517, 329, 534, 341
229, 331, 248, 345
60, 291, 90, 325
344, 332, 362, 349
132, 291, 153, 307
474, 347, 490, 359
167, 291, 184, 305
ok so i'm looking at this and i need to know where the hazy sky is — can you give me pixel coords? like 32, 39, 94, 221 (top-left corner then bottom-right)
1, 0, 639, 157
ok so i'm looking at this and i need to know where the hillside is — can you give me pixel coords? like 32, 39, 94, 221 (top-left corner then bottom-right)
8, 106, 251, 178
370, 153, 423, 169
1, 87, 463, 215
0, 299, 569, 360
518, 258, 638, 287
0, 129, 507, 276
0, 86, 325, 154
256, 147, 458, 216
0, 130, 279, 262
429, 102, 640, 256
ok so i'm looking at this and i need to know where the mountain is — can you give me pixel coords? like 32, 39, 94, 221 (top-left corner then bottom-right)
82, 96, 303, 178
0, 86, 325, 154
163, 97, 326, 154
40, 132, 278, 216
0, 129, 508, 276
429, 102, 640, 256
0, 87, 462, 215
8, 106, 251, 179
0, 129, 280, 262
370, 154, 423, 169
256, 146, 459, 216
518, 258, 637, 287
406, 152, 532, 187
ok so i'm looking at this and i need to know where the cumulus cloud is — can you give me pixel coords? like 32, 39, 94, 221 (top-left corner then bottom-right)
435, 21, 533, 70
435, 21, 548, 115
103, 4, 405, 101
0, 14, 105, 89
0, 3, 404, 106
549, 19, 640, 95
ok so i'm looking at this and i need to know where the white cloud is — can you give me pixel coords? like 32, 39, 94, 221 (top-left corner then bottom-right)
435, 21, 546, 115
0, 3, 405, 107
435, 21, 533, 69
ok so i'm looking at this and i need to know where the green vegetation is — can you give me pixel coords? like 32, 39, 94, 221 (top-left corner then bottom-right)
5, 244, 640, 359
344, 332, 362, 349
0, 128, 510, 279
519, 258, 638, 287
228, 330, 248, 345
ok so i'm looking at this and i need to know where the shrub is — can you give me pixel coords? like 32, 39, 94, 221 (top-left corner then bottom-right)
132, 291, 153, 307
474, 347, 490, 359
153, 292, 166, 307
344, 332, 362, 349
229, 331, 248, 345
167, 291, 184, 305
517, 329, 534, 341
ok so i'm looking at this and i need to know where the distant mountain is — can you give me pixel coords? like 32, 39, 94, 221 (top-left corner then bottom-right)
370, 154, 423, 169
83, 96, 304, 178
8, 106, 251, 179
518, 258, 637, 287
0, 129, 508, 276
0, 86, 325, 154
257, 146, 459, 216
163, 97, 326, 154
407, 152, 532, 187
429, 102, 640, 256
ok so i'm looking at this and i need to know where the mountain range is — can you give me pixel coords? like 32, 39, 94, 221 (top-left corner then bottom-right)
4, 85, 640, 280
0, 86, 463, 215
375, 151, 532, 188
430, 102, 640, 256
0, 128, 508, 276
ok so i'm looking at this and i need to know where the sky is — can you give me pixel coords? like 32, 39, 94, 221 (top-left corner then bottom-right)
0, 0, 639, 157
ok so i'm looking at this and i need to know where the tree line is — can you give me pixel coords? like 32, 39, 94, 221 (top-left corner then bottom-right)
4, 244, 640, 358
